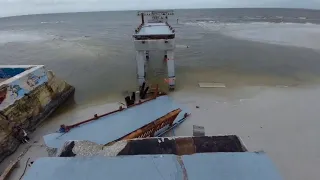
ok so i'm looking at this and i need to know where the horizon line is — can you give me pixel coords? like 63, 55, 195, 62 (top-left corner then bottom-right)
1, 7, 320, 19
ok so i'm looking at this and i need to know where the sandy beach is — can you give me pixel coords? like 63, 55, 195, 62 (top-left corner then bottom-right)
0, 83, 319, 180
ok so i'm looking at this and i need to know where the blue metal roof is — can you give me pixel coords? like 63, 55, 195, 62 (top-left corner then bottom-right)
43, 96, 188, 148
23, 153, 283, 180
183, 153, 283, 180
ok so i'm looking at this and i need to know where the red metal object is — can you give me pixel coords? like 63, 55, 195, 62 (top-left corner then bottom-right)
61, 85, 164, 132
63, 106, 125, 132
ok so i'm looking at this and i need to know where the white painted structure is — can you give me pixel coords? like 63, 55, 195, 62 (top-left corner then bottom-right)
0, 65, 49, 110
133, 10, 176, 90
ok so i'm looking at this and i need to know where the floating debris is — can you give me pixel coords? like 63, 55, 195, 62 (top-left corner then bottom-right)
199, 82, 226, 88
193, 125, 205, 136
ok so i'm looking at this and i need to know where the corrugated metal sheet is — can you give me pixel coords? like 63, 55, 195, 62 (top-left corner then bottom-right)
43, 96, 188, 149
23, 153, 282, 180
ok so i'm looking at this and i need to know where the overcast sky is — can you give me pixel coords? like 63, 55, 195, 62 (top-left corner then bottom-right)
0, 0, 319, 17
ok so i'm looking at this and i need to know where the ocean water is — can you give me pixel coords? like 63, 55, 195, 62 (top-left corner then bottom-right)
1, 8, 320, 105
1, 8, 320, 180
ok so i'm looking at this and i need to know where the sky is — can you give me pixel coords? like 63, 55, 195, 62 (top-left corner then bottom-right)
0, 0, 319, 17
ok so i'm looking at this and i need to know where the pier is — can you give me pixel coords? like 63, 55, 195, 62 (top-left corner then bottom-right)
133, 10, 176, 90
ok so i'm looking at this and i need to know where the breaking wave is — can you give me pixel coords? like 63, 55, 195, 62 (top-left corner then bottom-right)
0, 31, 48, 44
186, 21, 320, 49
40, 21, 65, 24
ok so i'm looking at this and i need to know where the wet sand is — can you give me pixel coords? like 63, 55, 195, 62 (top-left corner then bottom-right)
1, 84, 320, 180
172, 86, 320, 180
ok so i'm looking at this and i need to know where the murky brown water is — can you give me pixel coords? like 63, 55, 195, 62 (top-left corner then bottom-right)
1, 10, 320, 106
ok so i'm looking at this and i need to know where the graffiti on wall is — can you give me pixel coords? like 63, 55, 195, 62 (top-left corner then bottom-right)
0, 66, 48, 110
8, 84, 24, 98
26, 73, 46, 88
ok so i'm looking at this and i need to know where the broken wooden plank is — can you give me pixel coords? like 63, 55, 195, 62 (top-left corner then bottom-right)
199, 82, 226, 88
0, 160, 19, 180
0, 145, 31, 180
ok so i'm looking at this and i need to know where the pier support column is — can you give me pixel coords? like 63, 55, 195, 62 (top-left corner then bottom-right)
145, 51, 150, 61
136, 51, 145, 87
164, 51, 167, 62
166, 50, 175, 90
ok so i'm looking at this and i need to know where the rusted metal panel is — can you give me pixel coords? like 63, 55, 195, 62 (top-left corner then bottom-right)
193, 136, 246, 153
118, 137, 177, 156
57, 136, 247, 158
175, 137, 195, 155
115, 135, 246, 156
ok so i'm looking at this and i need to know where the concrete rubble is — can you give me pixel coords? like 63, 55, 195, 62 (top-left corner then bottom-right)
55, 140, 128, 157
0, 67, 74, 163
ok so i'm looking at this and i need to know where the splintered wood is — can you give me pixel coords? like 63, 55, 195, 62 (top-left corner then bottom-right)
0, 161, 19, 180
0, 145, 31, 180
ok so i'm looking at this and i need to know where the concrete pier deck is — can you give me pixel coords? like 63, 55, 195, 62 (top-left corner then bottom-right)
136, 23, 174, 36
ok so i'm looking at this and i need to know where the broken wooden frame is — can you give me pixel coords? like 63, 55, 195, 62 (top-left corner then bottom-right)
105, 109, 187, 145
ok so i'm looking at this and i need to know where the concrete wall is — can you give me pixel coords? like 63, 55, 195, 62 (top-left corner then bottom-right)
0, 65, 74, 163
0, 65, 49, 110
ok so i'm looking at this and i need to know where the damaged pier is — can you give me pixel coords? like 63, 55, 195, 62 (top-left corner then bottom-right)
133, 10, 176, 90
